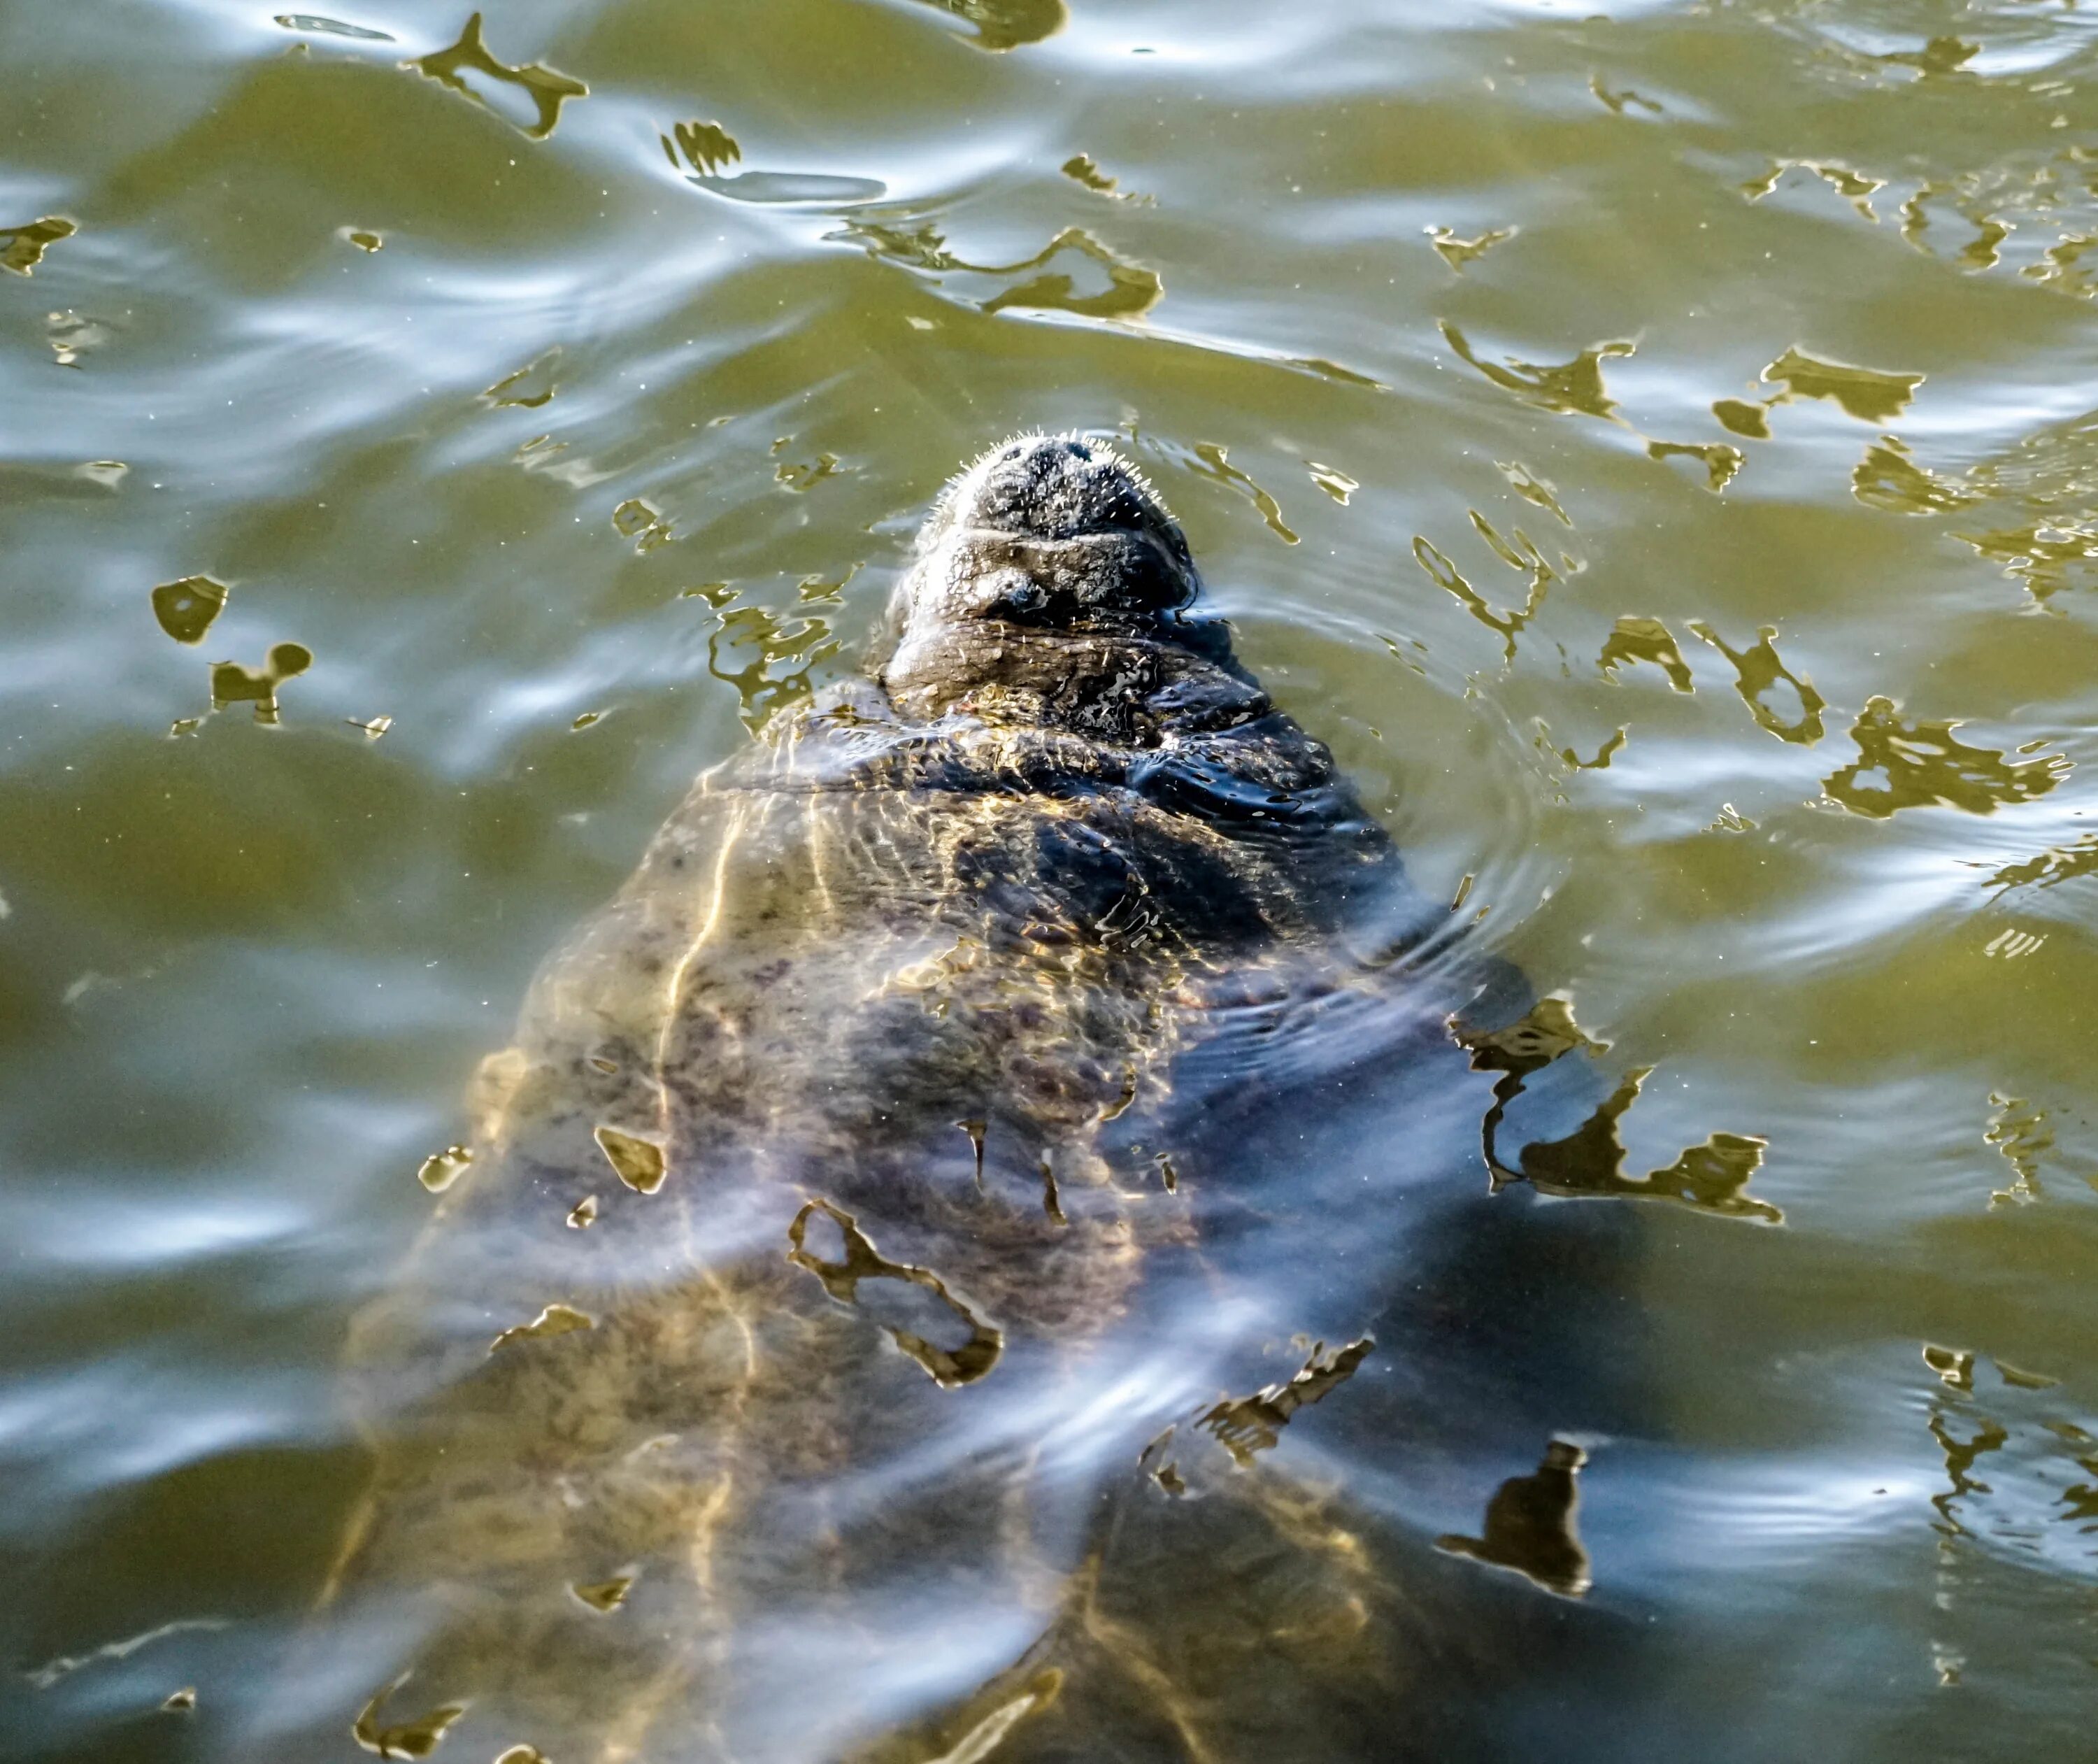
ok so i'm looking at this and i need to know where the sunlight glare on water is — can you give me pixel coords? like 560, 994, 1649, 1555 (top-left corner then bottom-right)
2, 0, 2096, 1759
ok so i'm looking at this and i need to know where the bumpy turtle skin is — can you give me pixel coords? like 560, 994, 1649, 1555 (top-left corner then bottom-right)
322, 436, 1482, 1764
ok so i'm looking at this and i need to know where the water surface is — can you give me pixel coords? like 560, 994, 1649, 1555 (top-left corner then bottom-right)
4, 1, 2097, 1758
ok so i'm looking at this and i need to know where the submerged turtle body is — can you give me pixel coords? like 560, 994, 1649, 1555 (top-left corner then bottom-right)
325, 436, 1504, 1763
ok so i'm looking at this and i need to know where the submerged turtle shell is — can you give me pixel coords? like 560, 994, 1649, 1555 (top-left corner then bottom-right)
322, 448, 1498, 1764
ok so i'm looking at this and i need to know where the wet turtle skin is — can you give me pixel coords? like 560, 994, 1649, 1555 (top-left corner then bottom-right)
316, 436, 1527, 1764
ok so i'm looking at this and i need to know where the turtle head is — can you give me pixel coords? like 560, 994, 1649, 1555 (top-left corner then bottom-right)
884, 434, 1208, 699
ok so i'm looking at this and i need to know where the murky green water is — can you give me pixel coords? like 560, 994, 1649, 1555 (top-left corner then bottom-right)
6, 1, 2098, 1758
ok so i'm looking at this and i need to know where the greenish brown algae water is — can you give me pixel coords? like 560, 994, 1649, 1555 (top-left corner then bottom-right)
3, 1, 2097, 1759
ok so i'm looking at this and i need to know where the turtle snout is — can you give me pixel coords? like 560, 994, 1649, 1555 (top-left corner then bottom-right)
891, 433, 1204, 662
955, 433, 1171, 549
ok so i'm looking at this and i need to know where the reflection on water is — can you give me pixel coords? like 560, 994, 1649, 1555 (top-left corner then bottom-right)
1761, 347, 1923, 426
1853, 437, 1978, 517
1441, 322, 1634, 423
1926, 1344, 1977, 1393
1597, 616, 1693, 693
666, 120, 890, 207
571, 1574, 636, 1614
409, 13, 588, 142
1061, 155, 1148, 206
482, 350, 562, 410
1186, 443, 1297, 544
274, 15, 396, 44
832, 215, 1162, 321
207, 641, 315, 725
1688, 623, 1826, 745
1822, 697, 2067, 819
1198, 1338, 1374, 1467
1512, 1068, 1778, 1225
45, 311, 113, 369
1988, 832, 2098, 895
975, 231, 1163, 320
706, 603, 841, 729
350, 1680, 464, 1759
593, 1123, 666, 1193
1743, 160, 1885, 221
1945, 409, 2098, 604
1460, 1000, 1779, 1223
1427, 225, 1515, 273
1, 215, 76, 276
486, 1300, 594, 1355
1878, 38, 1980, 81
1436, 1440, 1592, 1600
150, 576, 229, 647
413, 1144, 471, 1194
666, 120, 742, 178
771, 442, 845, 492
1912, 1335, 2098, 1672
787, 1197, 1004, 1388
1411, 525, 1557, 663
1590, 75, 1661, 119
6, 0, 2098, 1756
1713, 397, 1772, 441
1645, 439, 1743, 494
611, 496, 676, 552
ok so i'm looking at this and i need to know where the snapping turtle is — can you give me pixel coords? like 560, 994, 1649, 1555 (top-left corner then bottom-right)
317, 435, 1539, 1763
